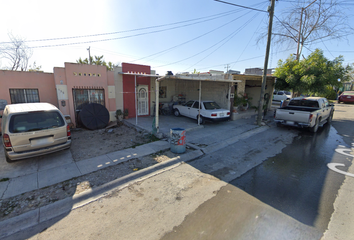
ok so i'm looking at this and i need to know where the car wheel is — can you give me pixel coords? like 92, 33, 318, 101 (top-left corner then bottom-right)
5, 153, 13, 163
309, 118, 319, 133
327, 111, 333, 124
197, 116, 204, 124
174, 109, 180, 117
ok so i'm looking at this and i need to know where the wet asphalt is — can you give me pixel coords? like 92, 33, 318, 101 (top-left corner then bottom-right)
162, 103, 354, 240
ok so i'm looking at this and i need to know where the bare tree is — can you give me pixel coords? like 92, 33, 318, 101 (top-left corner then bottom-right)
0, 33, 33, 71
258, 0, 353, 59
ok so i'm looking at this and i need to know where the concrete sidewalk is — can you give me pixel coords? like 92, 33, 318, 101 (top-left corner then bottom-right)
0, 111, 261, 200
0, 115, 276, 238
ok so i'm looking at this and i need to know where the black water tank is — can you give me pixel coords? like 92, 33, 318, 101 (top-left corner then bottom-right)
78, 103, 109, 130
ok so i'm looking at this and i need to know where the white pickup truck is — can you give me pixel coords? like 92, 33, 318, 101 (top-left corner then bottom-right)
274, 97, 334, 133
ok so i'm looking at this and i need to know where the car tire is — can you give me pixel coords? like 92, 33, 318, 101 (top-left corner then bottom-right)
174, 109, 180, 117
327, 111, 333, 124
5, 153, 13, 163
197, 116, 204, 125
309, 118, 319, 133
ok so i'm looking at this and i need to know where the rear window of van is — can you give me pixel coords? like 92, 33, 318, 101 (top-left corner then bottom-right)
9, 111, 65, 133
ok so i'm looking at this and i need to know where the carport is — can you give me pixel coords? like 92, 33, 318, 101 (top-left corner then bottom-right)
154, 74, 241, 133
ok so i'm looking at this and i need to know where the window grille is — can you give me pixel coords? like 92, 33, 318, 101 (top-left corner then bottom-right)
9, 89, 40, 104
72, 89, 105, 111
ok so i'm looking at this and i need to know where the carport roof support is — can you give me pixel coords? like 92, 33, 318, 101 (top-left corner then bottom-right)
159, 74, 241, 83
154, 74, 241, 133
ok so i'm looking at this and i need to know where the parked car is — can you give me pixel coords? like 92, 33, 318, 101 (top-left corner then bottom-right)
274, 97, 334, 133
1, 103, 71, 163
173, 100, 230, 124
337, 91, 354, 103
273, 90, 292, 101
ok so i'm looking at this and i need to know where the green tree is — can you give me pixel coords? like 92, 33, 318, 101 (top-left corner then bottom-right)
76, 55, 119, 71
274, 49, 351, 96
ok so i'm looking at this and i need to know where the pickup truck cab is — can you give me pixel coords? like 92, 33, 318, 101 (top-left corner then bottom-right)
274, 97, 334, 133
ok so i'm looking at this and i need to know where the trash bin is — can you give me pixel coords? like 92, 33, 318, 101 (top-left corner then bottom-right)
170, 128, 186, 154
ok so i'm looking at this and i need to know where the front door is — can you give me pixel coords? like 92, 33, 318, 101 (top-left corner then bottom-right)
137, 85, 148, 116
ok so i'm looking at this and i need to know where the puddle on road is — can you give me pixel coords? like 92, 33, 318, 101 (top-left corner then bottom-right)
230, 124, 350, 230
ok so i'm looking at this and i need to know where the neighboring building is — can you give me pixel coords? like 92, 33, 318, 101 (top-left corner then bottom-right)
0, 62, 154, 128
245, 68, 273, 75
53, 62, 117, 126
0, 62, 276, 132
0, 70, 58, 107
226, 70, 241, 74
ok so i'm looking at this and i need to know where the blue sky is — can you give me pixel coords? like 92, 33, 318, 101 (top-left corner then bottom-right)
1, 0, 353, 75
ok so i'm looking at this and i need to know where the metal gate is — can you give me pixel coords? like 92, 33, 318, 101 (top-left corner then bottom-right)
137, 85, 148, 115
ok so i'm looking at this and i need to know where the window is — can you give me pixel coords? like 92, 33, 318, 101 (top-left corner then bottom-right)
9, 111, 65, 133
72, 89, 105, 111
10, 89, 40, 104
192, 101, 200, 109
185, 101, 194, 107
204, 101, 221, 110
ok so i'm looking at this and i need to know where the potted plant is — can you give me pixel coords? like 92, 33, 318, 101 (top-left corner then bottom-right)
115, 109, 123, 122
124, 109, 129, 119
234, 93, 251, 111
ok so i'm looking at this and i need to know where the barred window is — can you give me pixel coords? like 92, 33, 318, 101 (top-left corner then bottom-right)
72, 89, 105, 111
9, 89, 40, 104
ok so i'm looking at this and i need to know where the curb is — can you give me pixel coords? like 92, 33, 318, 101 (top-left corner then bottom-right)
0, 124, 271, 238
0, 149, 204, 239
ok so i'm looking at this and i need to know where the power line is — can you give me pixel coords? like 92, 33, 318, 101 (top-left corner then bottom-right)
131, 8, 257, 63
183, 11, 262, 71
155, 10, 259, 68
130, 1, 269, 64
214, 0, 268, 13
0, 9, 242, 45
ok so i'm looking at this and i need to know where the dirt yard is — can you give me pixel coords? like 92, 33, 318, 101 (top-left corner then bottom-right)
70, 124, 155, 161
0, 123, 195, 221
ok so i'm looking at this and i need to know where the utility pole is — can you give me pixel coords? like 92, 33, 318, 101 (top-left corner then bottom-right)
257, 0, 275, 126
87, 46, 92, 64
225, 64, 230, 73
296, 0, 317, 60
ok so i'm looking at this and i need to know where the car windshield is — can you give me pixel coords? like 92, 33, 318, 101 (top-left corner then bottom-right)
9, 111, 65, 133
288, 100, 319, 108
284, 91, 291, 95
203, 101, 221, 110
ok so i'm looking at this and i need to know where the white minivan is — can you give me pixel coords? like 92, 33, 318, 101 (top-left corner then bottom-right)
1, 103, 71, 163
